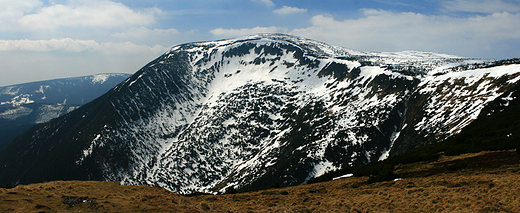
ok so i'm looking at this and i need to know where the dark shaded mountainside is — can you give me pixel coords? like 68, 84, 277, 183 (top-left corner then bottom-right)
309, 80, 520, 184
0, 74, 131, 151
0, 34, 519, 194
2, 94, 520, 212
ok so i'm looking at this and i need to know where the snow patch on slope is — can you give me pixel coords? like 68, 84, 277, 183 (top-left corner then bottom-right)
0, 94, 34, 107
0, 106, 33, 120
415, 64, 520, 138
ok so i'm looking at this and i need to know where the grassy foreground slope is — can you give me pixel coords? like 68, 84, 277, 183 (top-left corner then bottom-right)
1, 149, 519, 213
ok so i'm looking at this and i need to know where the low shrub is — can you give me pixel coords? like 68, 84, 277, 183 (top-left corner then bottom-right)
448, 162, 468, 171
1, 183, 13, 189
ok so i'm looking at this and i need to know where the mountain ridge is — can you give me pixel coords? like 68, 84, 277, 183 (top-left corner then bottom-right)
1, 34, 519, 194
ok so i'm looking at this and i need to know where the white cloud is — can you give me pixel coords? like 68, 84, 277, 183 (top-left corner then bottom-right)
251, 0, 274, 7
112, 27, 180, 38
442, 0, 520, 13
0, 0, 161, 31
210, 26, 287, 38
0, 0, 42, 15
290, 10, 520, 58
0, 38, 168, 55
110, 27, 190, 48
0, 38, 170, 86
0, 38, 98, 52
0, 49, 155, 87
0, 0, 42, 29
273, 6, 307, 15
100, 42, 168, 55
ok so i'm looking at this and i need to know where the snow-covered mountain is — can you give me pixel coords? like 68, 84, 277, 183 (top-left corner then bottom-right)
0, 73, 131, 151
1, 34, 519, 193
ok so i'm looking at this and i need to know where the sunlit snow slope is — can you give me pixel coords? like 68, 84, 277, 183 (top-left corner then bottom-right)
1, 34, 519, 194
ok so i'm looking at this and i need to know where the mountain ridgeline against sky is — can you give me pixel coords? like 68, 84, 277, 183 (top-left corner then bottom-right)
1, 34, 519, 193
0, 73, 131, 151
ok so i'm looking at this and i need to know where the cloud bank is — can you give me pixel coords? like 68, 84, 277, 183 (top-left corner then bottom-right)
210, 26, 287, 38
251, 0, 274, 7
289, 9, 520, 58
0, 0, 160, 31
0, 38, 167, 55
274, 6, 307, 15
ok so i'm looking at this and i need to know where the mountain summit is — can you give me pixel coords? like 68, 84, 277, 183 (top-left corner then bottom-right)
1, 34, 519, 193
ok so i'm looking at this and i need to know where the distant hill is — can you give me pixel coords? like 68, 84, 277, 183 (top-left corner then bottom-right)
0, 73, 131, 151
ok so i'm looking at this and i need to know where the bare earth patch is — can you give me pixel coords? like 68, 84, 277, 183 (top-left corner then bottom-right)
1, 150, 520, 212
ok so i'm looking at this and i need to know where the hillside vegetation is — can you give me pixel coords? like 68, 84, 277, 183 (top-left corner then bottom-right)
1, 148, 519, 212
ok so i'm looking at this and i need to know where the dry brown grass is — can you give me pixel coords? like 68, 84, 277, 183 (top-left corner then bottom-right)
2, 150, 520, 212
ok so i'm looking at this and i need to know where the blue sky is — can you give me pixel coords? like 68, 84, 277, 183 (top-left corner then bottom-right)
1, 0, 520, 86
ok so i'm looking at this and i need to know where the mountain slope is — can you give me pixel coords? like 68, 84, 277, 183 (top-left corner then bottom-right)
0, 74, 131, 151
0, 34, 519, 193
2, 150, 520, 213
